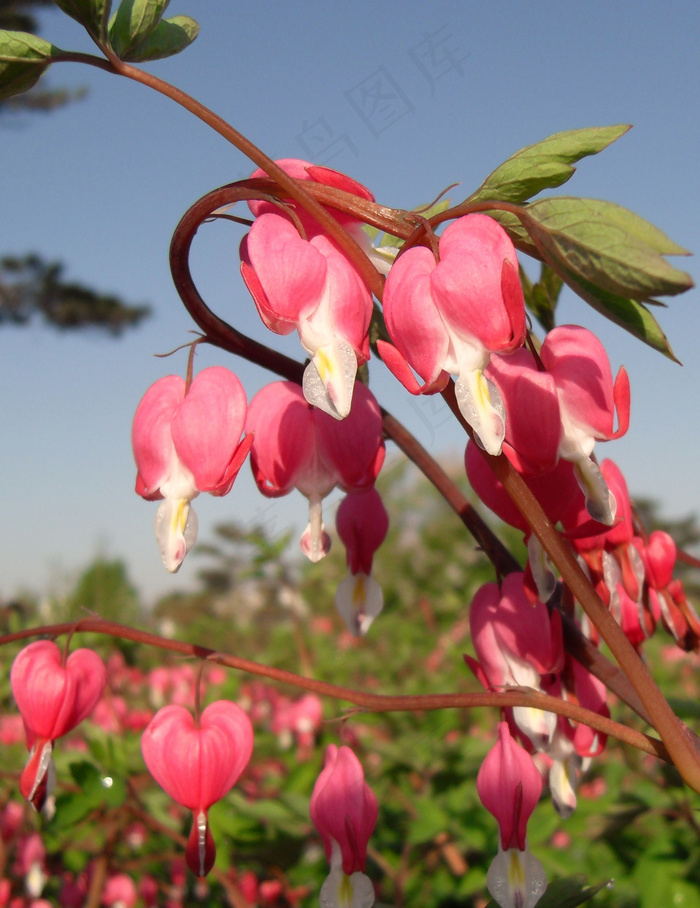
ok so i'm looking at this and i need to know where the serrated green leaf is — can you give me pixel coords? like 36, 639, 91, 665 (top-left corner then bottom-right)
119, 14, 198, 61
54, 0, 112, 42
0, 30, 63, 100
109, 0, 169, 58
469, 124, 631, 205
524, 197, 693, 301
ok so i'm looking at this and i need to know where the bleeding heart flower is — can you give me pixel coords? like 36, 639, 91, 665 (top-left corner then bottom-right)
380, 214, 526, 455
335, 488, 389, 636
477, 722, 547, 908
132, 366, 252, 573
310, 744, 378, 908
246, 381, 385, 563
11, 641, 106, 811
141, 701, 253, 878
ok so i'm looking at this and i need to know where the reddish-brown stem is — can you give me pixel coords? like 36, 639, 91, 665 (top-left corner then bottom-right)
440, 380, 700, 792
168, 184, 653, 724
53, 52, 385, 301
0, 621, 667, 760
45, 48, 691, 778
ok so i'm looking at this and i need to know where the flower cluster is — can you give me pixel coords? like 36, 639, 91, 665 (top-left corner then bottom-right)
120, 156, 695, 908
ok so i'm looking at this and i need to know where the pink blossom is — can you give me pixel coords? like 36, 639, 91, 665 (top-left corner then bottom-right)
335, 488, 389, 636
466, 574, 563, 749
0, 801, 24, 843
141, 701, 253, 877
0, 714, 25, 747
381, 214, 526, 454
477, 723, 547, 908
311, 744, 377, 875
246, 381, 385, 562
132, 366, 251, 572
101, 874, 137, 908
11, 641, 106, 811
241, 213, 372, 419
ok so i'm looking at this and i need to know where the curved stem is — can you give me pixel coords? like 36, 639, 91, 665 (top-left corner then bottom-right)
54, 52, 385, 299
0, 621, 666, 760
169, 185, 652, 726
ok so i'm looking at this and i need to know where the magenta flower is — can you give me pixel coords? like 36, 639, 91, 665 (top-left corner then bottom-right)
477, 722, 547, 908
466, 573, 563, 748
540, 325, 630, 524
335, 488, 389, 636
486, 325, 630, 524
465, 441, 581, 601
246, 381, 385, 562
247, 158, 375, 238
310, 744, 378, 908
242, 159, 376, 419
241, 212, 372, 419
11, 641, 106, 811
132, 366, 252, 572
381, 214, 526, 454
141, 700, 253, 878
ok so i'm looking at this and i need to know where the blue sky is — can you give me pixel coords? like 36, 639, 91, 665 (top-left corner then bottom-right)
2, 1, 699, 604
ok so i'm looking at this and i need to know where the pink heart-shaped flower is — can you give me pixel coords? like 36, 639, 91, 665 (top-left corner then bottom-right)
11, 641, 106, 743
141, 701, 253, 811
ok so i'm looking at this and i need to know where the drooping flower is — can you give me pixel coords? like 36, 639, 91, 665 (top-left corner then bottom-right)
465, 441, 581, 601
380, 214, 526, 454
11, 641, 106, 811
141, 701, 253, 878
246, 158, 376, 240
335, 488, 389, 636
477, 722, 547, 908
132, 366, 252, 572
486, 325, 629, 524
539, 325, 629, 524
246, 381, 385, 562
310, 744, 378, 908
466, 574, 564, 748
242, 160, 376, 419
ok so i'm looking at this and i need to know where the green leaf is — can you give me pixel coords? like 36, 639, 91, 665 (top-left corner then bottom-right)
524, 197, 692, 301
118, 14, 198, 61
0, 30, 62, 100
54, 0, 112, 43
469, 124, 631, 205
109, 0, 170, 58
536, 876, 613, 907
543, 252, 679, 360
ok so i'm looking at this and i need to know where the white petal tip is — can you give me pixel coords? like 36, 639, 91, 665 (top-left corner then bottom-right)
303, 342, 357, 420
487, 845, 547, 908
155, 498, 198, 572
455, 370, 505, 456
335, 573, 384, 636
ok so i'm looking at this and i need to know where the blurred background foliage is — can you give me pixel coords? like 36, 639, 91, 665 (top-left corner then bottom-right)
1, 460, 699, 906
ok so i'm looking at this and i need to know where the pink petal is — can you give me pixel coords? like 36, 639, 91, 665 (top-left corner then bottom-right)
11, 641, 106, 742
132, 375, 185, 497
383, 246, 449, 386
242, 212, 328, 327
477, 722, 542, 851
170, 367, 248, 494
141, 701, 253, 811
